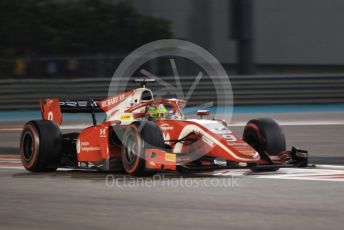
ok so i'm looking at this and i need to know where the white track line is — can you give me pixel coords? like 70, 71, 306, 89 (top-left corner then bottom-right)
0, 165, 344, 181
1, 164, 344, 171
315, 165, 344, 170
202, 167, 344, 182
0, 166, 24, 170
229, 120, 344, 127
0, 128, 23, 131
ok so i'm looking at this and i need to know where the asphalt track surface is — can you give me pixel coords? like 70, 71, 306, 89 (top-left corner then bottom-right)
0, 111, 344, 230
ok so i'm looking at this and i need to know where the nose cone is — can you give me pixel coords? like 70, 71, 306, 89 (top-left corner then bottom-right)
187, 119, 261, 162
220, 137, 260, 161
237, 148, 260, 160
231, 141, 259, 156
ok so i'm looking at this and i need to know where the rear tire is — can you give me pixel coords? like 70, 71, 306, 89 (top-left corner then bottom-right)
121, 121, 164, 176
243, 118, 286, 172
20, 120, 62, 172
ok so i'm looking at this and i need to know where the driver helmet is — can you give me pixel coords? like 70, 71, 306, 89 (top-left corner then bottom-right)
146, 104, 167, 120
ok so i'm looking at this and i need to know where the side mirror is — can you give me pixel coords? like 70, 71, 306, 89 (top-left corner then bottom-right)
196, 110, 210, 119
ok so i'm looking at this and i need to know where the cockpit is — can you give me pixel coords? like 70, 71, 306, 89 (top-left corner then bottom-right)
141, 90, 153, 101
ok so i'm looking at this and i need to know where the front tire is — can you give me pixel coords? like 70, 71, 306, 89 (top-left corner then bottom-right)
243, 118, 286, 172
243, 118, 286, 155
121, 121, 164, 176
20, 120, 62, 172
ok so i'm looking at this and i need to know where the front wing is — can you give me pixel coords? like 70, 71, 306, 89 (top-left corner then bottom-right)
143, 147, 309, 173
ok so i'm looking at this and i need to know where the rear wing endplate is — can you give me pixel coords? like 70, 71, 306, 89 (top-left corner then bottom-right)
40, 98, 102, 126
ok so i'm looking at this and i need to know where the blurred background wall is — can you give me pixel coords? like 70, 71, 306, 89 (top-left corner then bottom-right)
0, 0, 344, 108
1, 0, 344, 78
133, 0, 344, 74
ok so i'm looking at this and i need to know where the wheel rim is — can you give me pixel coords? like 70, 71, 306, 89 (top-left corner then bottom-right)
124, 134, 138, 167
23, 132, 34, 161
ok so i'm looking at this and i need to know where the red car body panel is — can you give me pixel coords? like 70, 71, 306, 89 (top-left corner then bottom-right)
37, 85, 302, 172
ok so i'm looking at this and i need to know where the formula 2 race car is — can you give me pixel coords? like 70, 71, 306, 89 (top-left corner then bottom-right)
19, 79, 308, 176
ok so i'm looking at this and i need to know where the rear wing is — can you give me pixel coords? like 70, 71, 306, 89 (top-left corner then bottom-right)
59, 100, 102, 113
40, 98, 103, 126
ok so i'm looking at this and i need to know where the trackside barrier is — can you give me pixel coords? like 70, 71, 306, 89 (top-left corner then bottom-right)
0, 74, 344, 109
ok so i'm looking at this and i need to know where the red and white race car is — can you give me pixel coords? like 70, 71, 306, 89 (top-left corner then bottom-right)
20, 79, 308, 176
